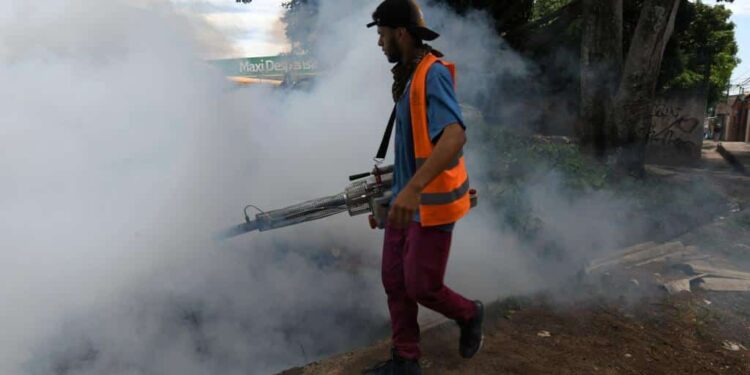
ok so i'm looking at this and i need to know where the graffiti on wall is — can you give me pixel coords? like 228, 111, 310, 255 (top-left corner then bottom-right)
649, 105, 701, 155
647, 92, 705, 164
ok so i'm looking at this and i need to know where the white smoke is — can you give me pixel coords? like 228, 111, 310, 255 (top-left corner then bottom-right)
0, 0, 685, 374
0, 1, 394, 373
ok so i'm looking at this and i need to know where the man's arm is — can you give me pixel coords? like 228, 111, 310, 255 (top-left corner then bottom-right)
388, 123, 466, 228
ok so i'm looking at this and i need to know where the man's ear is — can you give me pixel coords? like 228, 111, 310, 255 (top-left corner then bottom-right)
396, 27, 407, 41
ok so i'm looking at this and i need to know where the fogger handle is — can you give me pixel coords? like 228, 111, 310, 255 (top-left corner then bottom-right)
366, 188, 478, 230
348, 172, 371, 181
349, 165, 395, 181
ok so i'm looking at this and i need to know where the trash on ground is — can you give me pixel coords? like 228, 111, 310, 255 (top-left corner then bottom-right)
584, 242, 750, 295
722, 340, 747, 352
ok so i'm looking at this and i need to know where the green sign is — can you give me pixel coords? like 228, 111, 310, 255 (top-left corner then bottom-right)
213, 55, 318, 80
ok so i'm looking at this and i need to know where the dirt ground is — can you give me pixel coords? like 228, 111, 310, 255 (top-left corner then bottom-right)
279, 142, 750, 375
281, 291, 750, 375
280, 260, 750, 375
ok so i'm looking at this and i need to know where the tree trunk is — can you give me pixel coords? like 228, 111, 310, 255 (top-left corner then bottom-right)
580, 0, 623, 158
611, 0, 680, 177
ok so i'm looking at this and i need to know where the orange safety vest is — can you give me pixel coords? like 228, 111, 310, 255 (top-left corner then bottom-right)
409, 53, 471, 226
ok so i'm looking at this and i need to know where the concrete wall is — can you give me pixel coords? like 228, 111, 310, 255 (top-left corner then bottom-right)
646, 90, 706, 165
715, 97, 735, 139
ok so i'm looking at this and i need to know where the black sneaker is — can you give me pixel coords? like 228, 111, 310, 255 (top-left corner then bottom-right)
457, 300, 484, 359
362, 348, 422, 375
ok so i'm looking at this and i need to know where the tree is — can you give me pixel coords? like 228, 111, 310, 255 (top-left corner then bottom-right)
579, 0, 622, 157
532, 0, 574, 20
280, 0, 319, 54
608, 0, 681, 177
432, 0, 736, 175
426, 0, 535, 49
658, 2, 739, 107
242, 0, 738, 176
260, 0, 537, 52
579, 0, 738, 176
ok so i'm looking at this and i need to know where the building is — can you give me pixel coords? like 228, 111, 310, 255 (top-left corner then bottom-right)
715, 94, 750, 142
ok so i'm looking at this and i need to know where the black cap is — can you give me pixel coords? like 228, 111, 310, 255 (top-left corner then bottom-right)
366, 0, 440, 41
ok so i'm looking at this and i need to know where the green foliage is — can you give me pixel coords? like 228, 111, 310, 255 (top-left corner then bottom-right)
531, 0, 573, 21
658, 1, 740, 106
528, 140, 608, 190
480, 126, 608, 191
474, 124, 608, 238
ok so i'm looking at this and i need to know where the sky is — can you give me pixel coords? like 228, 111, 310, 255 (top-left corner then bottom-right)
172, 0, 750, 89
170, 0, 289, 57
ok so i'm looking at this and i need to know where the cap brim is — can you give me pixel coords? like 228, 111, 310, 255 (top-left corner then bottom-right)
410, 26, 439, 41
367, 22, 440, 41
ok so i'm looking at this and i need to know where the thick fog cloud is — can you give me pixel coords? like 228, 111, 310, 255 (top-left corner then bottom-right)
0, 0, 671, 374
0, 1, 391, 373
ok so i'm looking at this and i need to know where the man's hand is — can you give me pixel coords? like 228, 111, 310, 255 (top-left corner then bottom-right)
388, 123, 466, 229
388, 184, 420, 229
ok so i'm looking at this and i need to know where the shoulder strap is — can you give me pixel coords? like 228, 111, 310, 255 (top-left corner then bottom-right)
375, 54, 451, 162
374, 105, 397, 163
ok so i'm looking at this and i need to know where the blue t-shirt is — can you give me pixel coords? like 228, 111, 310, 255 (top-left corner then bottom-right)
392, 62, 466, 230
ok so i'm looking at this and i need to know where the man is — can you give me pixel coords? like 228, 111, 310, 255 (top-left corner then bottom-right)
714, 122, 723, 142
364, 1, 483, 373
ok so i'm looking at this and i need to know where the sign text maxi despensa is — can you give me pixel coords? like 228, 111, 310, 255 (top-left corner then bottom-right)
214, 55, 317, 80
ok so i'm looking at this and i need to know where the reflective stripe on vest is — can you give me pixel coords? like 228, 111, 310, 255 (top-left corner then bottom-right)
421, 178, 471, 205
409, 53, 471, 226
415, 149, 463, 170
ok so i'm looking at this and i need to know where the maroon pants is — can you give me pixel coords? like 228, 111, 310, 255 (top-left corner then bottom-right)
381, 222, 477, 359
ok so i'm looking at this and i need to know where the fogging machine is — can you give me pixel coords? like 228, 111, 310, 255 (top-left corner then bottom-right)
220, 164, 477, 239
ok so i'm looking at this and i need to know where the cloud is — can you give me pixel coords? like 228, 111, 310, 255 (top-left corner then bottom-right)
206, 10, 287, 57
171, 0, 288, 57
170, 0, 252, 14
0, 1, 390, 373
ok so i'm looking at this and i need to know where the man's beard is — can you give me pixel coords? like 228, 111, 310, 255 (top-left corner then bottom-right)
387, 49, 401, 64
390, 45, 435, 102
385, 36, 401, 64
